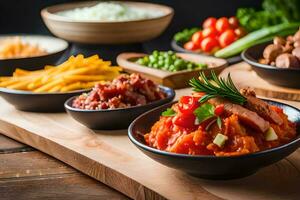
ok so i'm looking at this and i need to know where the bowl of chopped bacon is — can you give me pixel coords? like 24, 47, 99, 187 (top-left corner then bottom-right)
65, 73, 175, 130
128, 72, 300, 179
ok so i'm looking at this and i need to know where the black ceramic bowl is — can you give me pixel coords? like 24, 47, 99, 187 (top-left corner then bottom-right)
0, 88, 89, 112
242, 42, 300, 88
128, 100, 300, 180
65, 86, 175, 130
171, 40, 242, 65
0, 35, 68, 76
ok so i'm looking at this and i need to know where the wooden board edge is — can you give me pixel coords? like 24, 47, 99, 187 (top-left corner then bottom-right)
0, 119, 168, 200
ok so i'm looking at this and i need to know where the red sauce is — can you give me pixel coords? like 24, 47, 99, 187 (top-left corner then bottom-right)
145, 95, 297, 156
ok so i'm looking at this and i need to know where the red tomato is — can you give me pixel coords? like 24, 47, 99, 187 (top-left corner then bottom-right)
191, 31, 203, 46
214, 104, 224, 116
234, 27, 247, 38
173, 114, 196, 128
179, 96, 200, 114
202, 27, 218, 38
228, 17, 239, 29
201, 37, 219, 52
215, 17, 230, 33
219, 29, 236, 48
203, 17, 217, 29
184, 41, 199, 51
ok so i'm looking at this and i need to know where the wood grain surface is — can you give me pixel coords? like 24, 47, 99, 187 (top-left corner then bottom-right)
0, 85, 299, 200
220, 62, 300, 101
0, 134, 129, 200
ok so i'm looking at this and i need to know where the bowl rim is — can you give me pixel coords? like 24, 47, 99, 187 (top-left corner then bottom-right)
0, 34, 68, 61
41, 0, 174, 24
0, 87, 90, 95
128, 99, 300, 160
64, 85, 175, 113
241, 42, 300, 72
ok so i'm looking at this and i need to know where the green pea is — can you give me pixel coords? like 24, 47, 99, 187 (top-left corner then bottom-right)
158, 60, 164, 67
153, 64, 158, 68
167, 50, 174, 55
143, 56, 149, 64
136, 58, 144, 65
187, 63, 193, 69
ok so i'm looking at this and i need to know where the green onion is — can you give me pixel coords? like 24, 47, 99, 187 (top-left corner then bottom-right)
265, 127, 278, 141
214, 23, 300, 58
213, 133, 228, 148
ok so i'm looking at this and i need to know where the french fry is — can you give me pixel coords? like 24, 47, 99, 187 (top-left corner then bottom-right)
0, 77, 10, 81
0, 54, 122, 93
60, 82, 82, 92
33, 78, 63, 93
7, 80, 31, 90
48, 84, 63, 93
63, 75, 107, 82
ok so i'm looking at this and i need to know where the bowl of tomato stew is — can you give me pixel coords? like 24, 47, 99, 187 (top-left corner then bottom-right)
65, 73, 175, 130
128, 92, 300, 179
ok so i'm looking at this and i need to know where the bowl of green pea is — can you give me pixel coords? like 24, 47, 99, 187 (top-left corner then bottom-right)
117, 50, 228, 89
136, 50, 207, 72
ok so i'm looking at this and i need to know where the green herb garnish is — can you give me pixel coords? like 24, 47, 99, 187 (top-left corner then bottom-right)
174, 27, 200, 43
162, 108, 176, 117
213, 133, 228, 148
217, 117, 222, 129
189, 71, 247, 105
193, 103, 215, 123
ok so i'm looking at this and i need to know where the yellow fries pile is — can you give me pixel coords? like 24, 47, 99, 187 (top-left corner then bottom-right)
0, 37, 47, 59
0, 54, 122, 93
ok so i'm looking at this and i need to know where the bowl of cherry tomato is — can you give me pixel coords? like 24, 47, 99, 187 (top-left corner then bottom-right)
172, 16, 247, 64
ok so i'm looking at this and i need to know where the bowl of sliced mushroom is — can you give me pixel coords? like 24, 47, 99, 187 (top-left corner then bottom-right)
242, 28, 300, 88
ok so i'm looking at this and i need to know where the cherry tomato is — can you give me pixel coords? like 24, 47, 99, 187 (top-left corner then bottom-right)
215, 17, 230, 33
219, 29, 236, 48
214, 104, 224, 116
228, 17, 239, 29
203, 17, 217, 29
173, 114, 196, 128
191, 31, 203, 46
184, 41, 199, 51
201, 37, 219, 52
234, 27, 247, 38
202, 27, 219, 38
178, 96, 200, 114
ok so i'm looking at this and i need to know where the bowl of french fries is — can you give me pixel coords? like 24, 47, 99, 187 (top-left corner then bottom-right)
0, 35, 68, 76
0, 54, 122, 112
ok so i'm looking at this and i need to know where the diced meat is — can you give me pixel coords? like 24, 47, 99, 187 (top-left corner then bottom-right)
240, 88, 283, 125
72, 73, 166, 110
293, 29, 300, 41
292, 47, 300, 60
294, 40, 300, 48
273, 36, 286, 46
208, 98, 270, 133
275, 53, 300, 68
245, 96, 283, 125
263, 44, 283, 62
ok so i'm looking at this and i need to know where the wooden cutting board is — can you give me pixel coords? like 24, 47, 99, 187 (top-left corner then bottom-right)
0, 89, 299, 200
220, 62, 300, 101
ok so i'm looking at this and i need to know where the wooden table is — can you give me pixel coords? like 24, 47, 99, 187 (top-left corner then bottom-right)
0, 134, 129, 200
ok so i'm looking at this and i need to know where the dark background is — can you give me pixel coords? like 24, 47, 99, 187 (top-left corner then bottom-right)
0, 0, 262, 57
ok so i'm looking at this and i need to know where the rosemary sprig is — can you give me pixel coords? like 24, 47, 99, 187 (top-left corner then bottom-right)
189, 71, 247, 105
